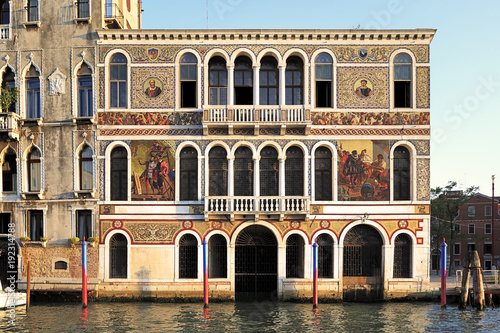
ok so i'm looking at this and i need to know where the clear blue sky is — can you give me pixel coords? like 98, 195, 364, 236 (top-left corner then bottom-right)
142, 0, 500, 195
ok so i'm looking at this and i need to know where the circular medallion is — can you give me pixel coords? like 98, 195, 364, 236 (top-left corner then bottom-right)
398, 220, 408, 229
212, 221, 221, 229
183, 221, 193, 229
113, 220, 123, 229
291, 221, 300, 229
321, 220, 330, 229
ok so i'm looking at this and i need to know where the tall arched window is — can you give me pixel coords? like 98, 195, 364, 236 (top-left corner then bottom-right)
234, 56, 253, 105
25, 65, 40, 119
208, 146, 227, 196
317, 234, 333, 278
110, 146, 127, 201
0, 0, 10, 25
285, 56, 303, 105
234, 146, 253, 196
109, 53, 127, 108
393, 53, 412, 108
179, 234, 198, 279
79, 145, 93, 191
315, 53, 333, 107
2, 149, 17, 192
286, 234, 304, 278
180, 147, 198, 201
77, 63, 93, 117
259, 56, 279, 105
285, 146, 303, 196
109, 233, 127, 278
315, 147, 332, 201
180, 53, 197, 108
260, 146, 278, 196
394, 234, 412, 278
208, 234, 227, 278
1, 67, 15, 112
27, 147, 41, 192
208, 56, 227, 105
393, 146, 410, 200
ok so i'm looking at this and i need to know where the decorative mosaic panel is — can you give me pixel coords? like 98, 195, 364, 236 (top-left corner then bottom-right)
337, 67, 389, 109
416, 67, 430, 108
100, 220, 182, 244
131, 67, 174, 109
417, 158, 430, 201
99, 68, 105, 108
99, 45, 180, 63
410, 140, 430, 156
312, 111, 429, 126
309, 128, 430, 136
97, 111, 202, 126
98, 128, 203, 136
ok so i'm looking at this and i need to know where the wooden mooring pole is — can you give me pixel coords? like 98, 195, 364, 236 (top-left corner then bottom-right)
26, 261, 31, 311
471, 250, 485, 310
459, 252, 471, 309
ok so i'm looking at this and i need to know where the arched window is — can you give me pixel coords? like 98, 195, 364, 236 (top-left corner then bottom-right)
110, 146, 127, 201
77, 63, 93, 117
285, 56, 303, 105
259, 56, 278, 105
393, 53, 412, 108
286, 234, 304, 278
260, 146, 278, 196
2, 149, 16, 192
343, 225, 383, 277
208, 146, 227, 196
394, 234, 412, 278
208, 234, 227, 278
285, 146, 303, 196
109, 233, 127, 278
79, 145, 93, 191
27, 147, 41, 192
317, 234, 333, 278
0, 0, 10, 25
180, 147, 198, 201
208, 56, 227, 105
315, 53, 333, 107
234, 56, 253, 105
315, 147, 332, 201
179, 234, 198, 279
234, 146, 253, 196
1, 67, 15, 112
109, 53, 127, 108
180, 53, 197, 108
393, 146, 410, 200
25, 65, 40, 119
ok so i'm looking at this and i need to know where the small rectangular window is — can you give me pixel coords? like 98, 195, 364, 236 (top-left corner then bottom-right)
485, 223, 492, 234
76, 210, 92, 240
78, 77, 93, 117
468, 206, 475, 217
467, 243, 475, 252
484, 243, 492, 254
485, 206, 492, 216
28, 210, 43, 241
468, 224, 475, 234
26, 79, 41, 118
0, 213, 10, 234
394, 81, 411, 108
454, 243, 460, 255
27, 0, 39, 22
76, 0, 90, 19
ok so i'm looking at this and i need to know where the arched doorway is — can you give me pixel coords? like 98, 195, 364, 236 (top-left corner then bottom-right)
343, 224, 383, 300
0, 235, 19, 289
235, 225, 277, 301
109, 233, 128, 279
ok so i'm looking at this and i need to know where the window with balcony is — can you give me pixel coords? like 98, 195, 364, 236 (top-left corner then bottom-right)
393, 53, 412, 108
110, 146, 127, 200
317, 234, 333, 278
25, 65, 40, 119
180, 53, 197, 108
1, 67, 15, 112
315, 53, 333, 108
393, 146, 410, 200
286, 234, 304, 278
26, 0, 39, 23
259, 56, 278, 105
179, 234, 198, 279
109, 53, 127, 108
180, 147, 198, 201
27, 146, 41, 192
27, 210, 43, 241
2, 149, 16, 192
208, 234, 227, 278
208, 146, 227, 196
285, 146, 303, 196
79, 145, 93, 191
77, 63, 93, 117
76, 210, 92, 240
393, 234, 411, 278
208, 56, 227, 105
234, 56, 253, 105
75, 0, 90, 19
315, 147, 332, 201
285, 56, 303, 105
234, 146, 253, 196
260, 146, 278, 196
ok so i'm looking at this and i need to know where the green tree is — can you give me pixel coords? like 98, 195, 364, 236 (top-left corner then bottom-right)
431, 181, 478, 275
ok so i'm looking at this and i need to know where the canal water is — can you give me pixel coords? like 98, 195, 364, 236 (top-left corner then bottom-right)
0, 301, 498, 332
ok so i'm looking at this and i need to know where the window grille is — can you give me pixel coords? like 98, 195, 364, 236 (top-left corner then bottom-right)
286, 234, 304, 278
208, 234, 227, 278
393, 146, 410, 200
234, 146, 253, 196
317, 234, 333, 278
259, 146, 278, 196
285, 146, 303, 196
179, 234, 198, 279
109, 233, 127, 278
343, 225, 382, 277
393, 234, 411, 278
315, 147, 332, 201
208, 146, 227, 196
110, 147, 127, 200
180, 147, 198, 200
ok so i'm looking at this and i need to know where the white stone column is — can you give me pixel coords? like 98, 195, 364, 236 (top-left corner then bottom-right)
279, 156, 286, 197
253, 156, 260, 210
228, 156, 235, 211
227, 65, 235, 106
278, 64, 286, 106
253, 65, 260, 106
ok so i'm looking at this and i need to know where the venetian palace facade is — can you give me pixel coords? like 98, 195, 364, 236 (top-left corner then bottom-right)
0, 0, 434, 301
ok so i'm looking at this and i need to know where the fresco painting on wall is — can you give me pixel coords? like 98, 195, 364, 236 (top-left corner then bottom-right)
131, 140, 175, 201
338, 140, 390, 201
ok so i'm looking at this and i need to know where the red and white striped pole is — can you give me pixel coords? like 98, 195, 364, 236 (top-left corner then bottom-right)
313, 240, 318, 308
203, 238, 209, 308
82, 237, 88, 309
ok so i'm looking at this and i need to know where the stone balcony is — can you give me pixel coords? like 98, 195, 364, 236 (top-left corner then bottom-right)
0, 112, 20, 139
0, 24, 10, 40
202, 105, 311, 136
204, 196, 310, 222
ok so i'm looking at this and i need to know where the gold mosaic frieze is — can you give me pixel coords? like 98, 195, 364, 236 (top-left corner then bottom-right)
416, 67, 430, 108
